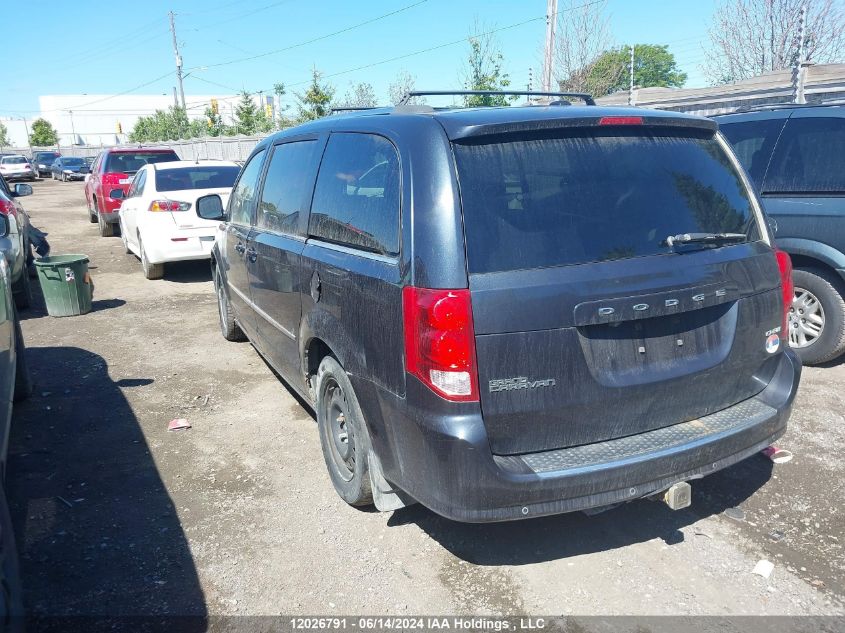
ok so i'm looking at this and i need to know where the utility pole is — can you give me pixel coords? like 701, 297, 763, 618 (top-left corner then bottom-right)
541, 0, 559, 92
22, 117, 31, 154
173, 86, 179, 108
67, 110, 76, 145
169, 11, 186, 110
794, 2, 808, 104
628, 45, 635, 106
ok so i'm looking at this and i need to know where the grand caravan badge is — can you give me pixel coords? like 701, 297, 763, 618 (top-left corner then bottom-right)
489, 377, 556, 393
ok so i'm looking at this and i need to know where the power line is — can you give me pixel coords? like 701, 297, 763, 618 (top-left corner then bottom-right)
187, 0, 429, 71
184, 0, 296, 31
183, 0, 604, 110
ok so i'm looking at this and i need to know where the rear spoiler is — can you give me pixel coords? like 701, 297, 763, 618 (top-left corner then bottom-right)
447, 115, 718, 141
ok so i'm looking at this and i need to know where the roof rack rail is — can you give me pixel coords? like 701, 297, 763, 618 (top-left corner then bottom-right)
330, 106, 378, 113
399, 90, 596, 106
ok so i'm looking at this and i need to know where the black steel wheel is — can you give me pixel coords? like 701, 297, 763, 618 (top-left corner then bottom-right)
316, 356, 373, 507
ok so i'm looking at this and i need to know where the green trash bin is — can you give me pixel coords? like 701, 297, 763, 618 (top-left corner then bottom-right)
34, 255, 94, 317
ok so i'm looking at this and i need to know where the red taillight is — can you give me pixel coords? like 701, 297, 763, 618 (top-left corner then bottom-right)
149, 200, 190, 212
24, 164, 31, 169
402, 287, 478, 401
775, 248, 793, 339
598, 116, 643, 126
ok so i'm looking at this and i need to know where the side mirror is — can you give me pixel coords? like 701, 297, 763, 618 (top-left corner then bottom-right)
109, 189, 125, 200
13, 183, 32, 197
196, 194, 226, 221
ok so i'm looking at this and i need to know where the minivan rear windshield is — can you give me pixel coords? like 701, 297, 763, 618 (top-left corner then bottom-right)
155, 166, 240, 191
454, 129, 761, 274
105, 151, 179, 174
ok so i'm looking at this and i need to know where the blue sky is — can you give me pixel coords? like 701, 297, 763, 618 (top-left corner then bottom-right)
3, 0, 716, 117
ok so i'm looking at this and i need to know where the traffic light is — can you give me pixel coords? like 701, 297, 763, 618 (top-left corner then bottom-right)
116, 121, 123, 134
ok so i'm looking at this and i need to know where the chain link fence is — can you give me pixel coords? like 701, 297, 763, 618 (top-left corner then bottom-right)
5, 133, 271, 164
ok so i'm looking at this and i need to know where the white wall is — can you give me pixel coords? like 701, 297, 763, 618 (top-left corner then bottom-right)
36, 93, 244, 145
0, 118, 31, 148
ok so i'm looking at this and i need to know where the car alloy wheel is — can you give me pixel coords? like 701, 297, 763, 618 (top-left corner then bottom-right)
789, 286, 825, 348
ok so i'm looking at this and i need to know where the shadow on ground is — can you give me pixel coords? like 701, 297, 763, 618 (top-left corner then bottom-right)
6, 346, 207, 628
388, 455, 773, 566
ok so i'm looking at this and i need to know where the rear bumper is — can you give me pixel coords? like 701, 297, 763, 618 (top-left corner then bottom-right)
2, 171, 34, 181
143, 230, 216, 264
359, 348, 801, 523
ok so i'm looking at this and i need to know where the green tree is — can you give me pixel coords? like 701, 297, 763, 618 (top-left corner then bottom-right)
0, 121, 9, 148
461, 28, 513, 106
587, 44, 687, 97
29, 118, 59, 146
340, 82, 377, 108
234, 90, 260, 135
295, 69, 335, 123
128, 106, 191, 142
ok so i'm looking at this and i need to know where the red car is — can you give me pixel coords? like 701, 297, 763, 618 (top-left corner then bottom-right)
85, 148, 179, 237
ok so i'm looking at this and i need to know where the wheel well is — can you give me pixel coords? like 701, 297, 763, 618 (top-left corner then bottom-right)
305, 338, 333, 385
788, 254, 835, 275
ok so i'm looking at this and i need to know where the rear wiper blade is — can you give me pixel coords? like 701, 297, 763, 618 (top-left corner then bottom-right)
662, 232, 747, 247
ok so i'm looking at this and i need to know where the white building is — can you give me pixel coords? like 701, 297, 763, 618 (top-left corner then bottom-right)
38, 94, 244, 146
2, 93, 264, 148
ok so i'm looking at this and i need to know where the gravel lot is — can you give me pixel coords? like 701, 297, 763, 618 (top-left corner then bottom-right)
6, 179, 844, 618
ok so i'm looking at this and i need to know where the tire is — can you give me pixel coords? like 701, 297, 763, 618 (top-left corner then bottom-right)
98, 213, 115, 237
213, 264, 245, 341
788, 267, 845, 365
12, 269, 31, 310
139, 238, 163, 280
13, 313, 32, 403
315, 356, 373, 507
89, 197, 98, 223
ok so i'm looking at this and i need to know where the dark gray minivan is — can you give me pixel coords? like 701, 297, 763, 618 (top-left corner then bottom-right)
199, 95, 801, 522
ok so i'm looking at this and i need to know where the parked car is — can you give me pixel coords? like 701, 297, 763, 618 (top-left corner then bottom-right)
0, 176, 32, 309
0, 254, 30, 622
31, 151, 61, 178
0, 156, 35, 183
716, 103, 845, 365
198, 96, 801, 522
50, 156, 89, 182
82, 156, 96, 171
114, 160, 240, 279
84, 148, 180, 237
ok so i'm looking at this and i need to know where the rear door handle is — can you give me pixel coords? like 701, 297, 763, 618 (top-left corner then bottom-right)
234, 243, 246, 255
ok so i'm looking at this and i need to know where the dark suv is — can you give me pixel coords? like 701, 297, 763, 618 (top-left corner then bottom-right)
716, 104, 845, 365
199, 94, 801, 522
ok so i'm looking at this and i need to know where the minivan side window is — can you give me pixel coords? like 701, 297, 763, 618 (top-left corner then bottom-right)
763, 117, 845, 194
309, 133, 400, 256
257, 141, 319, 236
229, 149, 267, 226
718, 118, 786, 190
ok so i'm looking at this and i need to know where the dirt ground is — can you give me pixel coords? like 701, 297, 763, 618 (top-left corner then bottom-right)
6, 178, 844, 620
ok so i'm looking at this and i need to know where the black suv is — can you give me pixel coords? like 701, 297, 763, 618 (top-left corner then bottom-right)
716, 104, 845, 365
199, 93, 801, 522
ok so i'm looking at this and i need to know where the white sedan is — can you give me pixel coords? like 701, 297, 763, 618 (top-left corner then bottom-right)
115, 160, 241, 279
